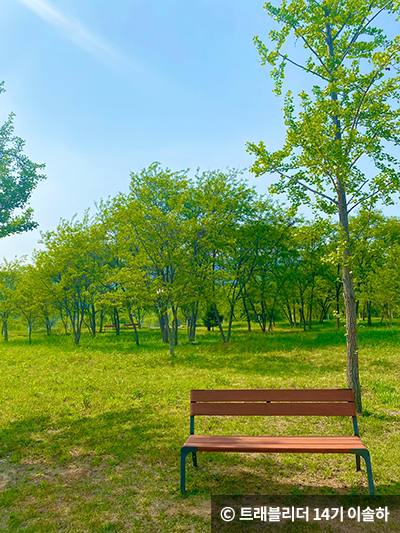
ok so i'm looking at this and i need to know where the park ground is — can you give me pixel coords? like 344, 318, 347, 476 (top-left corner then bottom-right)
0, 322, 399, 532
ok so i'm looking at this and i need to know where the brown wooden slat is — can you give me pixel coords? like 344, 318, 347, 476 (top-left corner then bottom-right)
182, 435, 366, 453
190, 402, 356, 417
191, 389, 354, 403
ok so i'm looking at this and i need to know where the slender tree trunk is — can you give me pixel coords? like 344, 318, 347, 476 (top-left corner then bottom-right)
163, 313, 175, 356
367, 301, 372, 326
214, 304, 226, 343
127, 303, 140, 346
226, 304, 235, 342
99, 308, 104, 333
336, 282, 341, 328
113, 307, 120, 336
90, 303, 96, 337
28, 322, 32, 344
308, 286, 314, 329
268, 310, 274, 332
242, 295, 251, 331
172, 304, 178, 346
187, 301, 198, 342
45, 314, 51, 336
3, 321, 8, 342
285, 299, 293, 327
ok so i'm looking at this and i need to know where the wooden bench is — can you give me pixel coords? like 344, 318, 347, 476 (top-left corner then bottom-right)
180, 389, 374, 495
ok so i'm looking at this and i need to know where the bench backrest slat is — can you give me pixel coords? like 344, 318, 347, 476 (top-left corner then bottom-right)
191, 389, 354, 402
190, 389, 356, 417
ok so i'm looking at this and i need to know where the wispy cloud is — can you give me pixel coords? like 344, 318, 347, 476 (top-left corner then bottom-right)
18, 0, 138, 72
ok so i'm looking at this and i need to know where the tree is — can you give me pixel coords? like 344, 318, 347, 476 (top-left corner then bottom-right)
39, 214, 104, 345
0, 259, 20, 341
0, 82, 45, 238
247, 0, 400, 412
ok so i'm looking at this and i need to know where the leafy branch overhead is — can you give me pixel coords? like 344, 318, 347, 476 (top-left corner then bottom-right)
248, 0, 400, 216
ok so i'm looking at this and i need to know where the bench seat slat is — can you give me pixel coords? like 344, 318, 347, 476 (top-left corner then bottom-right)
183, 435, 366, 453
191, 389, 354, 402
191, 402, 356, 417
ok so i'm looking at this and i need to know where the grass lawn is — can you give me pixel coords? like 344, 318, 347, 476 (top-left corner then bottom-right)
0, 321, 399, 532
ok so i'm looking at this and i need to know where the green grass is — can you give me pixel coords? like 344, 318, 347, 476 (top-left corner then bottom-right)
0, 321, 399, 532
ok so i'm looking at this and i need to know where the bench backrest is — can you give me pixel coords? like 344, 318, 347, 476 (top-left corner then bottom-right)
190, 389, 356, 417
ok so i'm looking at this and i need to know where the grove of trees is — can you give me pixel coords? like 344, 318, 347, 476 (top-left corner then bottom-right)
1, 163, 399, 362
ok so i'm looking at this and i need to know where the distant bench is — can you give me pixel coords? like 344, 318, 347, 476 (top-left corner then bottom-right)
180, 389, 374, 495
103, 323, 139, 330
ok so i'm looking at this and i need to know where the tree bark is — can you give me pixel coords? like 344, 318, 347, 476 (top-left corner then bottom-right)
338, 184, 362, 413
159, 312, 169, 343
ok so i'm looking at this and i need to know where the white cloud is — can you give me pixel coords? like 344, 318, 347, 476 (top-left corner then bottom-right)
18, 0, 138, 72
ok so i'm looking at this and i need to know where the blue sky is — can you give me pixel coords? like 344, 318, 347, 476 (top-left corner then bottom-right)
1, 0, 399, 262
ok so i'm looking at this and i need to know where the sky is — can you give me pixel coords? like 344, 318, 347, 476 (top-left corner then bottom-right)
0, 0, 399, 262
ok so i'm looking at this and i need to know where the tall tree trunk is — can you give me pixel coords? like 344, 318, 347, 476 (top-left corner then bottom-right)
338, 186, 362, 413
28, 322, 32, 344
3, 321, 8, 342
326, 19, 361, 412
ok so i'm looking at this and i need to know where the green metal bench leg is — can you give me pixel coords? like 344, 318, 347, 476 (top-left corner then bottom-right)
356, 455, 361, 471
352, 450, 375, 497
181, 447, 197, 493
192, 452, 197, 468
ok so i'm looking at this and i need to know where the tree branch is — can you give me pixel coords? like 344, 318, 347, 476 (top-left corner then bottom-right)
277, 52, 330, 81
298, 34, 331, 75
348, 181, 393, 213
275, 169, 338, 205
332, 13, 353, 42
341, 0, 392, 63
